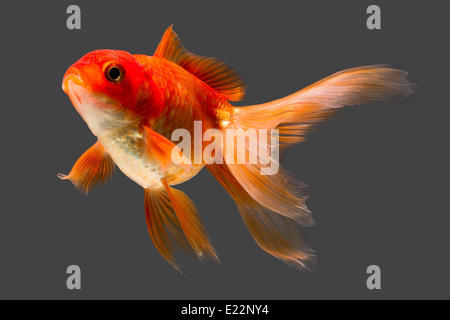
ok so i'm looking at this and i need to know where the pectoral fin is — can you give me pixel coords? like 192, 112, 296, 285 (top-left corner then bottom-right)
142, 125, 191, 172
58, 141, 115, 194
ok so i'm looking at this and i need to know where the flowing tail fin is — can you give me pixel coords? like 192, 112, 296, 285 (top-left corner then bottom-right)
209, 65, 417, 269
207, 163, 315, 269
237, 64, 418, 149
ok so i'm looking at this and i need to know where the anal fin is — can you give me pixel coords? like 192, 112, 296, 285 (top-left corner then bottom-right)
144, 181, 219, 270
161, 179, 219, 263
144, 187, 193, 272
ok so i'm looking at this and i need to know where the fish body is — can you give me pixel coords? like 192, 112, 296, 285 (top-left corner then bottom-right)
60, 26, 417, 270
64, 49, 233, 189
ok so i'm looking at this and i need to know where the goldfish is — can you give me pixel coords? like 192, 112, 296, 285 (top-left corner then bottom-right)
59, 26, 417, 271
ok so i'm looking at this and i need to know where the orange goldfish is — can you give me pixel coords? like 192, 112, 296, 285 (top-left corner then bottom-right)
59, 26, 417, 271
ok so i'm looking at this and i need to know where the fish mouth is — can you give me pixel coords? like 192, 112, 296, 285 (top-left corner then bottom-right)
62, 67, 83, 94
62, 66, 126, 137
62, 66, 87, 118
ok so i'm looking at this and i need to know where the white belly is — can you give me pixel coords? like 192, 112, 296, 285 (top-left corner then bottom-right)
99, 129, 203, 189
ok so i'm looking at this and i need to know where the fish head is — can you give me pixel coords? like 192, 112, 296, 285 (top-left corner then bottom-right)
62, 49, 158, 136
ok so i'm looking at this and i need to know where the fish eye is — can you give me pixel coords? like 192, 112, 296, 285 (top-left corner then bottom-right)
105, 63, 124, 83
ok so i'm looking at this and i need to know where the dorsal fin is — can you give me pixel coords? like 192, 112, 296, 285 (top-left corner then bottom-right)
154, 25, 246, 101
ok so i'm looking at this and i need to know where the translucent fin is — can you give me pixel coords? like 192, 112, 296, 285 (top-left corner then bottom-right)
222, 124, 314, 226
207, 163, 315, 270
205, 64, 417, 269
154, 25, 246, 101
58, 141, 115, 194
236, 64, 418, 149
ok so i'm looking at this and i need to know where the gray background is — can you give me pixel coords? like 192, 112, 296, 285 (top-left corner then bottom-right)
0, 0, 448, 299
